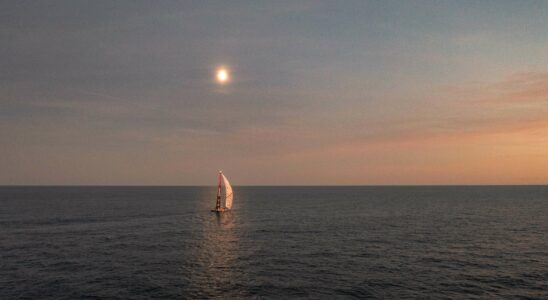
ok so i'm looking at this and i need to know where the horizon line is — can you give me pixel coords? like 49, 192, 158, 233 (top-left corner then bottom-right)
1, 184, 547, 187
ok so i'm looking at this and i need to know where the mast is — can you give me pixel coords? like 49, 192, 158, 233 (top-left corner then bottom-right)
215, 171, 222, 211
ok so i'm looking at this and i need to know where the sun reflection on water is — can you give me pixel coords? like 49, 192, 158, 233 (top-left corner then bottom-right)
187, 190, 240, 298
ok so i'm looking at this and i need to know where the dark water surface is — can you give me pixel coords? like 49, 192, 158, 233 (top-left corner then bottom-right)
1, 186, 547, 299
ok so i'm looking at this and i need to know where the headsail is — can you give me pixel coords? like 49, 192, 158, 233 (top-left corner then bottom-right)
222, 174, 233, 209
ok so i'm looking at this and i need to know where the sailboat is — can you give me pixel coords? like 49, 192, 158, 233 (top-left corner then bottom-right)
212, 171, 233, 213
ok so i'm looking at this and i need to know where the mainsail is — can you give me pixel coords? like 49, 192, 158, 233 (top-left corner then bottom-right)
222, 174, 233, 209
213, 171, 233, 212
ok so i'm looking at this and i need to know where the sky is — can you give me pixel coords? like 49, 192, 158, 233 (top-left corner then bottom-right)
1, 1, 548, 185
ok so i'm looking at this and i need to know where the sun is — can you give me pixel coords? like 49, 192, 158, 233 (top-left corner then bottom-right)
216, 68, 229, 84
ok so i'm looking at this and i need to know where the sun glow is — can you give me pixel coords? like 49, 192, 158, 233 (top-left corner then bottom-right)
216, 68, 229, 84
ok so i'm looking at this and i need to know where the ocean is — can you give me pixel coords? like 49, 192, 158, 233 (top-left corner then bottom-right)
1, 186, 547, 299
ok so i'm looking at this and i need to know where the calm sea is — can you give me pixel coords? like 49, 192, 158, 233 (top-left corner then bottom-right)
1, 186, 547, 299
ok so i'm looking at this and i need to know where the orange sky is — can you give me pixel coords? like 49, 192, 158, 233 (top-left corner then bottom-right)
1, 2, 547, 185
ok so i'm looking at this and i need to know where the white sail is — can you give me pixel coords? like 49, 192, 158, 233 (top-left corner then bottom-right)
222, 174, 233, 209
